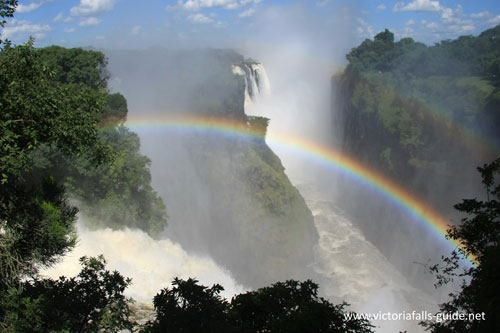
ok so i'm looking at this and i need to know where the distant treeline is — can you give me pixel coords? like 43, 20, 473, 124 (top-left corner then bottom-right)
336, 25, 500, 207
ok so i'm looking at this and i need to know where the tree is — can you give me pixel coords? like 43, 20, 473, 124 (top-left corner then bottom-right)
231, 280, 374, 333
143, 278, 374, 333
0, 40, 108, 289
0, 10, 135, 329
35, 45, 167, 235
142, 278, 234, 333
65, 126, 168, 234
1, 256, 133, 332
38, 45, 108, 90
421, 158, 500, 332
103, 92, 128, 125
0, 0, 17, 43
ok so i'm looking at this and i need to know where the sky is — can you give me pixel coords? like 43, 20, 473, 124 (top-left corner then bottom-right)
1, 0, 500, 53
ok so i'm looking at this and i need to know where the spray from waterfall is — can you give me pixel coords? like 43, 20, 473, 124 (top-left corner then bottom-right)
42, 220, 246, 302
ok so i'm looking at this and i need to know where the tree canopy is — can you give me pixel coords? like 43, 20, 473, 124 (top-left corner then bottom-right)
0, 3, 165, 328
0, 40, 107, 289
143, 278, 374, 333
421, 158, 500, 332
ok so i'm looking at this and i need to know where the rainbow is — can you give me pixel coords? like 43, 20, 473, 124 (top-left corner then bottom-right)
126, 114, 475, 267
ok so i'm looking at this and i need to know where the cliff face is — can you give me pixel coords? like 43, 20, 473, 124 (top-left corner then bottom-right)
106, 48, 318, 287
331, 27, 500, 281
334, 27, 500, 214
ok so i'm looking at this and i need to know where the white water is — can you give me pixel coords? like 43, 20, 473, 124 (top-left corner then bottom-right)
42, 220, 246, 303
43, 57, 439, 332
232, 62, 271, 107
245, 62, 438, 332
300, 181, 437, 332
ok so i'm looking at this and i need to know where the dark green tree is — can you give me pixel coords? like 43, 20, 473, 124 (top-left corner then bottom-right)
38, 45, 108, 90
143, 278, 234, 333
143, 278, 374, 333
1, 256, 133, 332
231, 280, 374, 333
65, 126, 167, 234
421, 158, 500, 332
0, 0, 17, 43
103, 92, 128, 125
0, 5, 136, 329
35, 45, 167, 235
0, 39, 107, 289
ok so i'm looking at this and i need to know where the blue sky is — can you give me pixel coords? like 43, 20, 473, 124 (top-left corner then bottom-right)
2, 0, 500, 50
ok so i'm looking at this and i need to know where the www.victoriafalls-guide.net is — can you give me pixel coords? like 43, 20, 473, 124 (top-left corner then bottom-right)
344, 310, 486, 322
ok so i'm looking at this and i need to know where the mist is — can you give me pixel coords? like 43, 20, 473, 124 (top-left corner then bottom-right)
41, 220, 245, 302
37, 2, 485, 332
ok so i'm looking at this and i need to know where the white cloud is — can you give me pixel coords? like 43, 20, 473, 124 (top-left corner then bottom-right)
188, 13, 214, 23
486, 15, 500, 26
178, 0, 260, 11
63, 16, 74, 23
440, 7, 454, 22
394, 0, 482, 40
377, 4, 387, 11
467, 11, 500, 29
406, 19, 415, 25
79, 16, 100, 26
315, 0, 331, 7
240, 0, 259, 4
64, 27, 75, 32
239, 7, 255, 17
471, 11, 490, 19
70, 0, 117, 16
462, 25, 475, 32
393, 0, 442, 12
1, 19, 51, 39
426, 21, 438, 29
356, 17, 375, 38
53, 12, 63, 22
131, 25, 141, 35
16, 2, 42, 13
215, 20, 227, 28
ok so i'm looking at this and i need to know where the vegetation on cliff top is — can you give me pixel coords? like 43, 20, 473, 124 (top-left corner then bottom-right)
338, 25, 500, 198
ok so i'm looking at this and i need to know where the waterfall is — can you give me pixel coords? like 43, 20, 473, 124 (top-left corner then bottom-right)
242, 57, 439, 332
232, 62, 271, 107
41, 220, 245, 303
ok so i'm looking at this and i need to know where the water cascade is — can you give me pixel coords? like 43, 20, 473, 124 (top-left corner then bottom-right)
242, 60, 438, 332
232, 62, 271, 107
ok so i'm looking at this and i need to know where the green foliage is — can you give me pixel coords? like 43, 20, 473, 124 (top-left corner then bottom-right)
1, 256, 134, 332
338, 25, 500, 284
143, 278, 374, 333
143, 278, 232, 332
0, 176, 77, 289
38, 45, 108, 89
0, 41, 107, 184
0, 38, 138, 331
66, 126, 167, 234
346, 25, 500, 78
189, 131, 317, 286
0, 12, 158, 330
339, 25, 500, 190
103, 92, 128, 125
35, 45, 167, 235
247, 116, 269, 137
231, 280, 374, 333
0, 40, 109, 290
421, 158, 500, 332
0, 0, 17, 42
